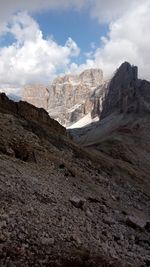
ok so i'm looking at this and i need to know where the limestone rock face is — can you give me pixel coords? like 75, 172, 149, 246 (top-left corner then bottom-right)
22, 69, 103, 127
48, 69, 103, 127
91, 82, 109, 119
22, 84, 50, 111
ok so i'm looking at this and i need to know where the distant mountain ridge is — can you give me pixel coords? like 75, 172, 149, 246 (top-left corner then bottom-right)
22, 62, 150, 130
22, 68, 104, 127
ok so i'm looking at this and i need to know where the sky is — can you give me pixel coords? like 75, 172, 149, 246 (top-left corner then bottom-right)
0, 0, 150, 96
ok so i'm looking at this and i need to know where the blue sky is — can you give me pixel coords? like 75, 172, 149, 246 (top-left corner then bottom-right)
0, 8, 108, 66
0, 0, 149, 93
33, 9, 108, 54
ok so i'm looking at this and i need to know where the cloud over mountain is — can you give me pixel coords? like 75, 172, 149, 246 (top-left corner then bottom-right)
0, 12, 80, 89
70, 0, 150, 80
0, 0, 149, 92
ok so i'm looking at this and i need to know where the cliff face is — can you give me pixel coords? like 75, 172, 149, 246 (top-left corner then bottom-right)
22, 69, 103, 127
69, 64, 150, 205
0, 93, 67, 136
99, 62, 150, 119
70, 63, 150, 178
90, 82, 109, 119
22, 84, 50, 111
22, 62, 150, 129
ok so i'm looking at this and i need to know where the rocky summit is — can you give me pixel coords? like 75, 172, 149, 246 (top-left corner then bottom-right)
22, 69, 103, 127
70, 63, 150, 187
0, 62, 150, 267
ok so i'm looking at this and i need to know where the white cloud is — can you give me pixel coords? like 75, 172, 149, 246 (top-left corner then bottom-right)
0, 0, 85, 33
0, 12, 80, 90
0, 87, 21, 100
89, 0, 142, 23
73, 0, 150, 80
0, 0, 149, 30
6, 11, 41, 43
0, 0, 150, 95
0, 0, 145, 31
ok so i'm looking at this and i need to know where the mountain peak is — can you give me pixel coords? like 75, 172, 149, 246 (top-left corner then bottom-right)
111, 62, 138, 89
100, 62, 150, 119
22, 68, 104, 127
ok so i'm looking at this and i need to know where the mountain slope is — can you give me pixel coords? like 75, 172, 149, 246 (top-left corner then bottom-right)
69, 62, 150, 193
0, 70, 150, 267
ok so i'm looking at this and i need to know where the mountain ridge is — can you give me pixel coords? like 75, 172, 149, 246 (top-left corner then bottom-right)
22, 68, 104, 127
0, 62, 150, 267
9, 62, 150, 130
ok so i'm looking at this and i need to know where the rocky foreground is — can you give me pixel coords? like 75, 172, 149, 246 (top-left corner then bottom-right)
0, 62, 150, 267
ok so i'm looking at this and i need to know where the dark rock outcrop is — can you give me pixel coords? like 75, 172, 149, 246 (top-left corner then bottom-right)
0, 93, 66, 136
99, 62, 150, 119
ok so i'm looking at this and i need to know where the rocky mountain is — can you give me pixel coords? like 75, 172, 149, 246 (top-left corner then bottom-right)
23, 84, 50, 111
22, 69, 104, 127
100, 62, 150, 119
0, 62, 150, 267
69, 62, 150, 188
68, 62, 150, 129
22, 62, 150, 130
71, 62, 150, 140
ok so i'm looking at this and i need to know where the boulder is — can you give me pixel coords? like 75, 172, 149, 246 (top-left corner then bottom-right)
126, 215, 147, 229
70, 196, 86, 208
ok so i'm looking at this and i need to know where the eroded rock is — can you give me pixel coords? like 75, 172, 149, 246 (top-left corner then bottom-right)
70, 196, 86, 208
126, 216, 147, 229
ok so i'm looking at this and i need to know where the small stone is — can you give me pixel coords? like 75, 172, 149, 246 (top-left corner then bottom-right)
27, 206, 34, 213
70, 196, 86, 208
101, 234, 107, 242
126, 216, 146, 229
103, 217, 116, 225
6, 147, 15, 157
86, 222, 91, 233
130, 234, 135, 241
85, 208, 93, 218
111, 195, 116, 201
114, 233, 124, 242
0, 233, 7, 242
41, 236, 54, 245
61, 216, 65, 227
70, 234, 82, 245
0, 220, 7, 229
100, 204, 107, 213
